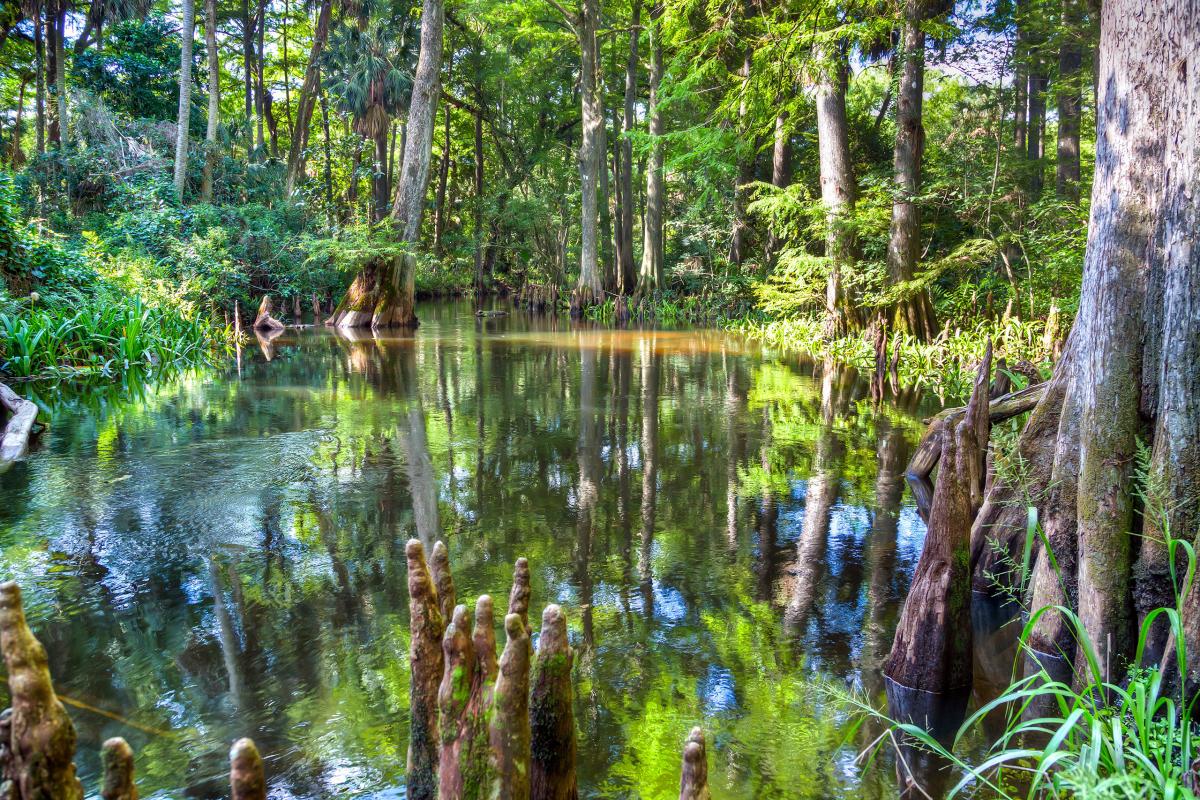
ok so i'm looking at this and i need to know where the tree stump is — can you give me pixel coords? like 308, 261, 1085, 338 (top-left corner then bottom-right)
100, 738, 137, 800
0, 582, 83, 800
885, 344, 992, 693
229, 738, 265, 800
252, 295, 285, 332
679, 727, 709, 800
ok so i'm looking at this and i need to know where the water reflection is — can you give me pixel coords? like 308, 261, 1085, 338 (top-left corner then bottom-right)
0, 303, 949, 798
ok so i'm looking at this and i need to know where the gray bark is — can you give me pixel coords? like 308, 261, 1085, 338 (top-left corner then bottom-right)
392, 0, 445, 241
814, 46, 859, 336
575, 0, 604, 305
173, 0, 196, 201
637, 3, 664, 293
202, 0, 219, 201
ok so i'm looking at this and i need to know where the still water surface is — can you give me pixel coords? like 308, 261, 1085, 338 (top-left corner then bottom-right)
0, 303, 957, 798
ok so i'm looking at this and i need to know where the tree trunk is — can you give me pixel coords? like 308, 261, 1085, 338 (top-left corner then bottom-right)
173, 0, 196, 201
574, 0, 604, 309
814, 45, 860, 336
637, 3, 664, 294
1054, 0, 1083, 202
320, 89, 333, 209
254, 0, 266, 154
283, 0, 332, 195
434, 106, 451, 252
202, 0, 219, 202
617, 0, 640, 296
885, 0, 937, 340
1026, 65, 1047, 198
34, 7, 44, 155
372, 128, 389, 223
729, 42, 753, 268
761, 108, 790, 266
51, 0, 66, 146
472, 79, 485, 294
242, 0, 254, 147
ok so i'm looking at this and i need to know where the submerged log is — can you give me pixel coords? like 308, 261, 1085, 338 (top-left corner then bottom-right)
530, 605, 576, 800
679, 727, 709, 800
0, 581, 84, 800
99, 738, 137, 800
252, 295, 285, 332
489, 614, 532, 800
229, 738, 265, 800
407, 540, 447, 800
0, 384, 38, 465
885, 344, 992, 693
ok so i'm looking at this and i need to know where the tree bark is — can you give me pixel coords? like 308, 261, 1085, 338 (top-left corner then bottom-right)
52, 0, 66, 146
434, 106, 451, 252
1054, 0, 1083, 201
254, 0, 266, 154
1026, 64, 1047, 198
814, 45, 860, 336
173, 0, 196, 201
637, 3, 664, 294
886, 0, 937, 340
729, 41, 753, 268
34, 7, 44, 155
617, 0, 640, 296
283, 0, 332, 195
201, 0, 219, 202
242, 0, 254, 148
574, 0, 604, 309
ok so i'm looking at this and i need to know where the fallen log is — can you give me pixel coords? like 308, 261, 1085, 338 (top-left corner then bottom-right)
885, 343, 992, 694
0, 384, 38, 465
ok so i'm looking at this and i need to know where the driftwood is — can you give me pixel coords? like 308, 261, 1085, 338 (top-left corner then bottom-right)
530, 605, 576, 800
229, 738, 265, 800
99, 738, 137, 800
884, 344, 992, 693
252, 295, 285, 332
679, 727, 709, 800
0, 581, 84, 800
0, 384, 38, 465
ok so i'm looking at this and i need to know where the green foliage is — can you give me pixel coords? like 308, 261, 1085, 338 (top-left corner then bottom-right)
72, 16, 187, 122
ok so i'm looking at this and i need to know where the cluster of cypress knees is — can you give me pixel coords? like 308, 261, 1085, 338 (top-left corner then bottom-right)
0, 540, 712, 799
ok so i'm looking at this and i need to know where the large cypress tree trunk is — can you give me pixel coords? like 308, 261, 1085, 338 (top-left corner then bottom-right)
173, 0, 196, 201
574, 0, 604, 310
242, 0, 254, 150
814, 46, 860, 336
885, 0, 937, 340
637, 3, 664, 294
201, 0, 219, 202
329, 0, 443, 329
617, 0, 640, 296
283, 0, 331, 195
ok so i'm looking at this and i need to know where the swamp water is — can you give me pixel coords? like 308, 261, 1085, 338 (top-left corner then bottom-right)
0, 303, 1006, 798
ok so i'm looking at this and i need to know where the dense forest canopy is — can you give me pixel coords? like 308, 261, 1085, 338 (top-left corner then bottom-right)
0, 0, 1094, 359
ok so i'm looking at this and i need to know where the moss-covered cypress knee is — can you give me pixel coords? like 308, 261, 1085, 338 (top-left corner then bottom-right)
0, 581, 83, 800
229, 738, 265, 800
530, 605, 576, 800
439, 604, 474, 800
407, 539, 447, 800
489, 613, 531, 800
508, 558, 531, 631
100, 738, 137, 800
430, 541, 457, 625
679, 727, 709, 800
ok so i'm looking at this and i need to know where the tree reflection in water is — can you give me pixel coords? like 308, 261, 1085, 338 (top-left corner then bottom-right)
0, 302, 968, 799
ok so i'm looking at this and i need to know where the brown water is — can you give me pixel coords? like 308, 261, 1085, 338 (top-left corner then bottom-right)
0, 302, 972, 798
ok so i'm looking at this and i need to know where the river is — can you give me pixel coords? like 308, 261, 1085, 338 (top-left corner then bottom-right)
0, 302, 964, 798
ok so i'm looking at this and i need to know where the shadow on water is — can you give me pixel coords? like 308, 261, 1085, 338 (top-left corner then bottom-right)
0, 301, 1015, 798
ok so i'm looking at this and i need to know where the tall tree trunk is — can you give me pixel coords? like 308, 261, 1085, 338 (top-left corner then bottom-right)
1026, 64, 1048, 198
254, 0, 266, 154
34, 6, 44, 155
320, 88, 333, 210
885, 0, 937, 340
242, 0, 254, 148
472, 85, 485, 294
329, 0, 443, 329
51, 0, 66, 146
434, 106, 451, 252
637, 2, 664, 294
284, 0, 332, 194
814, 46, 860, 336
575, 0, 604, 308
617, 0, 640, 296
729, 42, 753, 268
174, 0, 196, 201
202, 0, 220, 202
598, 94, 614, 293
372, 128, 390, 223
762, 108, 789, 266
1054, 0, 1083, 202
8, 76, 27, 165
281, 0, 292, 138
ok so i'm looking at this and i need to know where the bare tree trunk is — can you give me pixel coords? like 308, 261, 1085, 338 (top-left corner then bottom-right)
51, 0, 66, 146
574, 0, 604, 309
637, 3, 664, 294
372, 128, 389, 223
320, 88, 333, 209
254, 0, 266, 154
434, 106, 451, 252
284, 0, 332, 194
761, 108, 789, 266
1054, 0, 1083, 202
472, 77, 485, 294
814, 46, 860, 336
1026, 64, 1047, 198
173, 0, 196, 201
202, 0, 219, 202
242, 0, 254, 147
885, 0, 937, 340
617, 0, 640, 296
729, 42, 753, 268
34, 6, 45, 155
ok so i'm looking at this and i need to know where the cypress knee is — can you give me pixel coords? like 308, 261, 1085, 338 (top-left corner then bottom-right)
229, 738, 265, 800
679, 727, 709, 800
489, 614, 532, 800
530, 605, 576, 800
407, 539, 447, 800
0, 581, 84, 800
508, 557, 531, 630
438, 604, 474, 800
100, 738, 137, 800
430, 540, 457, 625
884, 345, 992, 693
